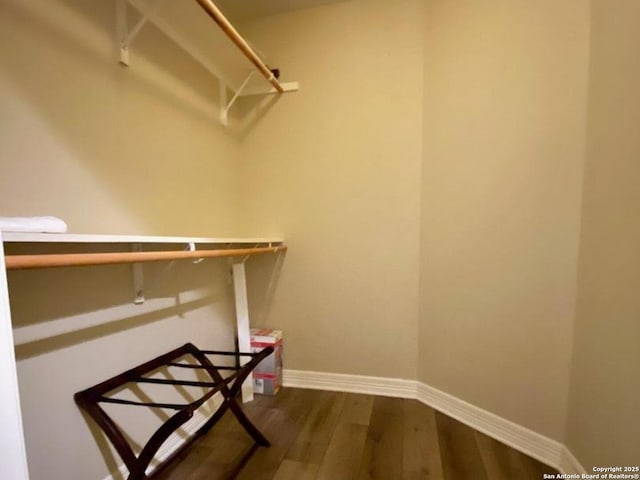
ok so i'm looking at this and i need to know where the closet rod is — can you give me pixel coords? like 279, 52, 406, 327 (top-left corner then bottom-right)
194, 0, 284, 93
4, 245, 286, 270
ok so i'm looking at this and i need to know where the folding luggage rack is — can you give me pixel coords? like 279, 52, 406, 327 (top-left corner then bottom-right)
75, 342, 273, 480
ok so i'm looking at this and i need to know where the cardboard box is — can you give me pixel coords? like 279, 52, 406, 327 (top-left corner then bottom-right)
250, 328, 283, 395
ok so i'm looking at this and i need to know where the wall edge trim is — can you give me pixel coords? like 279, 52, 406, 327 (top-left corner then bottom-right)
283, 368, 417, 398
558, 445, 588, 475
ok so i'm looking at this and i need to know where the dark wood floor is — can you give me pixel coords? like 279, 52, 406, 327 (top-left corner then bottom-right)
156, 388, 559, 480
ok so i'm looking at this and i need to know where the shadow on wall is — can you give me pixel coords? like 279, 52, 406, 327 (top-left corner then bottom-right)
0, 0, 222, 125
54, 0, 287, 137
7, 248, 286, 479
78, 363, 223, 480
0, 0, 245, 234
8, 251, 231, 359
236, 93, 282, 141
27, 0, 286, 139
245, 251, 286, 328
7, 246, 288, 359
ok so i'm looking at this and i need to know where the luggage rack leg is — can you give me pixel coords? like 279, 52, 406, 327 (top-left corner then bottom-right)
190, 345, 270, 446
75, 342, 274, 480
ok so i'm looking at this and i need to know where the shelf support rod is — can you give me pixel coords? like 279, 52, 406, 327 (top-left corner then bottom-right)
117, 0, 149, 66
132, 244, 145, 304
219, 82, 228, 126
123, 17, 148, 49
188, 242, 204, 264
221, 72, 255, 126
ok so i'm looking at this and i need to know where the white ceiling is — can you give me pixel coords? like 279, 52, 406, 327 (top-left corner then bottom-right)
214, 0, 349, 22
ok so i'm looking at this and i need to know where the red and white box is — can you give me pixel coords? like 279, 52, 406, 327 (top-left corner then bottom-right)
250, 328, 283, 395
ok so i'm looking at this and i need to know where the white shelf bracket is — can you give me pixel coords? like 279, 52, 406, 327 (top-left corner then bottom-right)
220, 71, 255, 126
117, 0, 149, 66
239, 82, 300, 97
188, 242, 204, 264
219, 82, 228, 125
114, 0, 299, 127
132, 244, 145, 304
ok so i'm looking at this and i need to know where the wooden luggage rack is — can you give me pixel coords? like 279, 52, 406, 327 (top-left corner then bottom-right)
74, 342, 274, 480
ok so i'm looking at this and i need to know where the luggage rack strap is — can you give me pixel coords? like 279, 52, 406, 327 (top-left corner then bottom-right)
166, 362, 240, 370
75, 342, 273, 480
201, 350, 260, 356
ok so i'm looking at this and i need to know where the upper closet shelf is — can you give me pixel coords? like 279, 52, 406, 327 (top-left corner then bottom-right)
117, 0, 299, 126
2, 232, 284, 245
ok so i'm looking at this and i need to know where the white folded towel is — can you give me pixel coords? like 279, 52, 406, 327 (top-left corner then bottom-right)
0, 216, 68, 233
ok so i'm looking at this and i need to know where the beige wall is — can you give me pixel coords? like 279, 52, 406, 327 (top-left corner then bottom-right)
419, 0, 590, 440
566, 0, 640, 467
239, 0, 424, 379
0, 0, 245, 478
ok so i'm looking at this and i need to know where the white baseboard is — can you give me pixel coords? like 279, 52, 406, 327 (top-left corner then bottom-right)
283, 368, 587, 475
558, 446, 588, 475
283, 369, 417, 399
416, 382, 566, 470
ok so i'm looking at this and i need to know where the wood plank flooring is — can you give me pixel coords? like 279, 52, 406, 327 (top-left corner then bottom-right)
156, 388, 559, 480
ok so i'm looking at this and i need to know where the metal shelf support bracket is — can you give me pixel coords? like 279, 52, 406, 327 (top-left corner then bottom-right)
114, 0, 299, 127
117, 0, 149, 66
132, 244, 145, 304
220, 72, 255, 126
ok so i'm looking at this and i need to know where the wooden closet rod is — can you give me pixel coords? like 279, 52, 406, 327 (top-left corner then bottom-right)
194, 0, 284, 93
4, 245, 286, 270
